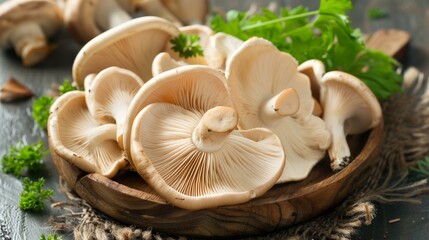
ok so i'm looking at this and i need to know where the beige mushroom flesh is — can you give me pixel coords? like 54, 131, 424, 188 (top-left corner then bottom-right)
298, 59, 325, 116
123, 65, 233, 161
65, 0, 135, 44
226, 37, 331, 183
85, 67, 144, 149
72, 17, 180, 88
0, 0, 63, 66
48, 91, 127, 178
130, 103, 284, 210
320, 71, 382, 171
161, 0, 209, 25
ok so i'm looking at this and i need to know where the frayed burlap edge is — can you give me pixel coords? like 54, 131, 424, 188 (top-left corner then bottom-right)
47, 77, 429, 240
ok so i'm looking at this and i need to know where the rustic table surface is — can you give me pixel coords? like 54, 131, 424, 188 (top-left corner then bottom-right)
0, 0, 428, 239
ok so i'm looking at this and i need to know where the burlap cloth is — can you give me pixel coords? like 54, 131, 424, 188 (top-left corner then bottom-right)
47, 75, 429, 240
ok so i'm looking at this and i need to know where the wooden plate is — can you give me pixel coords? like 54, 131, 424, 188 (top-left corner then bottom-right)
50, 122, 383, 238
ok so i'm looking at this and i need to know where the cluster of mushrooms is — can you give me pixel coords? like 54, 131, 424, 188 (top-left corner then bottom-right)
47, 16, 382, 210
0, 0, 208, 66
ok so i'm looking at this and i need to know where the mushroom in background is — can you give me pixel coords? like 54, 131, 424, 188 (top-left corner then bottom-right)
48, 91, 128, 178
320, 71, 382, 171
129, 66, 284, 210
160, 0, 209, 25
85, 67, 144, 149
0, 0, 63, 66
72, 17, 180, 88
226, 37, 331, 183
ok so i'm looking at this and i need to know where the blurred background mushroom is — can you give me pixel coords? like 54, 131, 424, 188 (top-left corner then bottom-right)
0, 0, 63, 66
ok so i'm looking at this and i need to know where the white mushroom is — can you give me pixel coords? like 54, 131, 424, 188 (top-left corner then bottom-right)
0, 0, 63, 66
136, 0, 182, 26
123, 65, 232, 161
226, 37, 331, 183
72, 16, 180, 88
298, 59, 326, 117
130, 100, 284, 210
152, 52, 187, 76
48, 91, 127, 178
85, 67, 144, 149
320, 71, 382, 171
160, 0, 209, 25
64, 0, 136, 44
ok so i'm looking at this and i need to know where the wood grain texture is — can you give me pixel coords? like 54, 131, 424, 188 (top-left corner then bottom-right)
51, 123, 383, 237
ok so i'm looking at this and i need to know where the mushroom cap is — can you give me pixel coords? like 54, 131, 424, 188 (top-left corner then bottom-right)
131, 102, 284, 210
320, 71, 382, 134
204, 32, 243, 70
152, 52, 188, 76
48, 91, 127, 178
161, 0, 209, 25
226, 37, 331, 182
64, 0, 102, 44
72, 16, 180, 88
0, 0, 63, 48
298, 59, 325, 100
85, 67, 144, 148
123, 65, 233, 161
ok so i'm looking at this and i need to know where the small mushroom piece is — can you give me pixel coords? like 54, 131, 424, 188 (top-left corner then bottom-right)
320, 71, 382, 171
161, 0, 209, 25
48, 91, 127, 178
86, 67, 144, 149
298, 59, 325, 100
226, 37, 331, 182
72, 16, 180, 88
123, 65, 233, 161
131, 103, 284, 210
0, 0, 63, 66
64, 0, 135, 44
152, 52, 187, 76
0, 77, 34, 102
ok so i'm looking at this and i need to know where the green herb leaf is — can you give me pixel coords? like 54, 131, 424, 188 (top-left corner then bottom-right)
209, 0, 402, 100
409, 156, 429, 177
40, 234, 62, 240
33, 96, 55, 130
58, 79, 77, 95
368, 7, 388, 20
1, 140, 47, 177
170, 33, 204, 59
19, 178, 53, 211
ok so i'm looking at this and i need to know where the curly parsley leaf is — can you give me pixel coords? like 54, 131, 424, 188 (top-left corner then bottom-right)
33, 96, 55, 130
170, 33, 204, 59
19, 177, 53, 211
210, 0, 402, 100
40, 234, 62, 240
58, 79, 77, 95
1, 140, 47, 177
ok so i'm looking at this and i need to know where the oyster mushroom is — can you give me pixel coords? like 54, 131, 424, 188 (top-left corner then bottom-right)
0, 0, 63, 66
72, 16, 180, 88
48, 91, 127, 178
320, 71, 382, 171
130, 95, 284, 210
226, 37, 331, 183
85, 67, 144, 149
161, 0, 209, 25
298, 59, 326, 117
152, 52, 187, 76
123, 65, 232, 160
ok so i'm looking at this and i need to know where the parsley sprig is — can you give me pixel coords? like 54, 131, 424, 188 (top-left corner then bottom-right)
409, 156, 429, 177
170, 33, 204, 59
1, 140, 47, 177
19, 178, 53, 211
210, 0, 402, 99
33, 96, 55, 130
58, 79, 77, 95
40, 234, 62, 240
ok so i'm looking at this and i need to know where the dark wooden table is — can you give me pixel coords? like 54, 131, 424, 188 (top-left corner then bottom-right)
0, 0, 428, 239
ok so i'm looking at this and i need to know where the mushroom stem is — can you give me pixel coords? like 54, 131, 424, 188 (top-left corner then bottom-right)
192, 106, 238, 153
326, 118, 351, 172
9, 21, 50, 67
260, 88, 300, 125
95, 0, 132, 30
